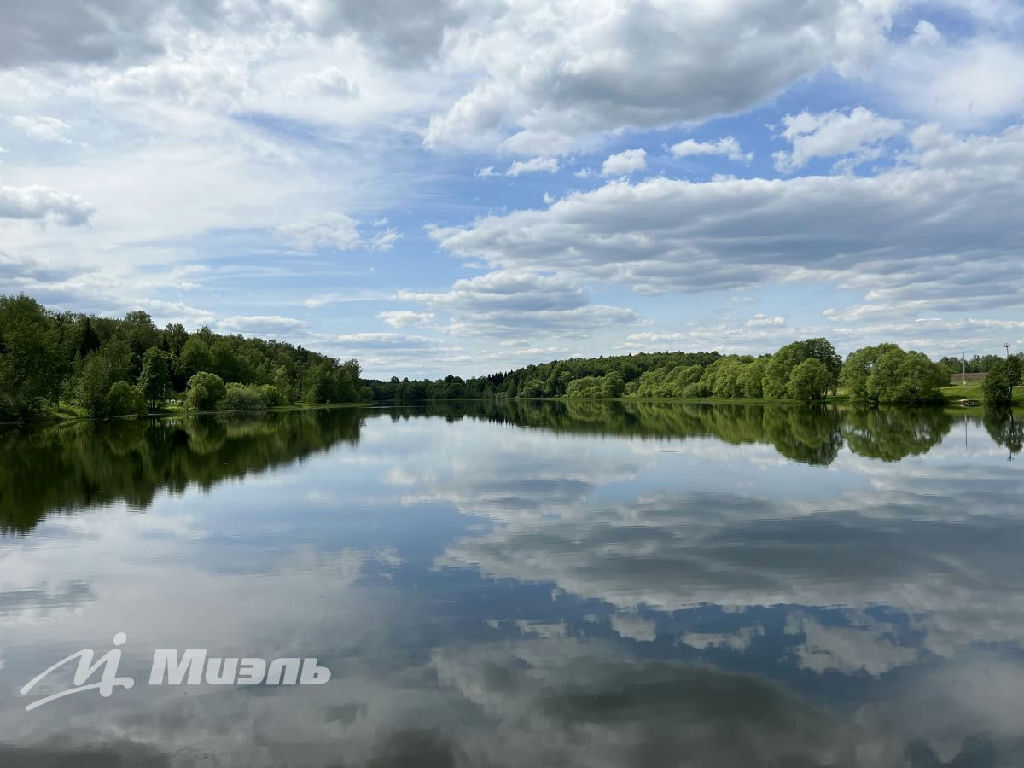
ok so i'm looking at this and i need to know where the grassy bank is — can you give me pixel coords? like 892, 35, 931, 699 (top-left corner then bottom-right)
940, 382, 1024, 407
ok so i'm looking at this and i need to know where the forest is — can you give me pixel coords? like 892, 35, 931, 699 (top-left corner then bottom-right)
370, 338, 1023, 406
0, 294, 370, 421
5, 294, 1022, 422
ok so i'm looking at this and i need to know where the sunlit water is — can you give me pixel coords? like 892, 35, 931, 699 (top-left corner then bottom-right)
1, 402, 1022, 767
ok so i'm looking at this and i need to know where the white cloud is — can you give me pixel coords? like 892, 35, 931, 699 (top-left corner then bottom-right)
301, 291, 391, 309
909, 19, 941, 46
327, 332, 439, 352
747, 314, 785, 327
876, 27, 1024, 127
0, 184, 94, 225
670, 136, 751, 162
217, 315, 308, 335
376, 310, 435, 329
369, 228, 401, 251
601, 148, 647, 177
507, 156, 559, 176
424, 0, 902, 154
10, 115, 72, 143
0, 0, 1020, 374
431, 124, 1024, 323
772, 107, 903, 172
402, 271, 590, 313
293, 66, 358, 98
400, 270, 640, 337
275, 213, 362, 252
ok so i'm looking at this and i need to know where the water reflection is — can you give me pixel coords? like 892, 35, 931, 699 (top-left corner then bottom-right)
0, 408, 362, 533
0, 403, 1022, 766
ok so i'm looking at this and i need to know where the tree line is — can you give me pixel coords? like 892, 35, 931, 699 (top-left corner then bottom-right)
368, 351, 722, 402
372, 338, 1020, 406
0, 294, 370, 421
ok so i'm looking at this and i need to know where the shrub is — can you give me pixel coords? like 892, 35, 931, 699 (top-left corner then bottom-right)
257, 384, 285, 407
106, 381, 148, 417
184, 372, 226, 410
218, 382, 266, 411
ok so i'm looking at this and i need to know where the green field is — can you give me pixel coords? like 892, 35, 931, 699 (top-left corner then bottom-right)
940, 381, 1024, 406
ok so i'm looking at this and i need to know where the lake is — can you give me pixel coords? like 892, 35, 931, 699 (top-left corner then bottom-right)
1, 401, 1022, 767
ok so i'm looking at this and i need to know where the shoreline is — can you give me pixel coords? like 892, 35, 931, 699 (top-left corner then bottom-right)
6, 389, 1020, 427
0, 401, 367, 427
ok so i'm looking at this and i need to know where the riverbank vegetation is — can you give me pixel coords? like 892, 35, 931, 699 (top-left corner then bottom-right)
1, 294, 369, 422
371, 337, 1018, 406
6, 294, 1022, 420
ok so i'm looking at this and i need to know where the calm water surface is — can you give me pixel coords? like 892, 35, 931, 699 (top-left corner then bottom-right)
1, 401, 1022, 767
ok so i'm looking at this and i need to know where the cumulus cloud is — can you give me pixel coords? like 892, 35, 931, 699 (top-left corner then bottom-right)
601, 148, 647, 176
424, 0, 902, 154
507, 156, 559, 176
431, 124, 1024, 320
670, 136, 751, 162
275, 213, 362, 251
0, 0, 1020, 373
876, 26, 1024, 126
369, 228, 401, 251
0, 184, 94, 225
772, 107, 903, 172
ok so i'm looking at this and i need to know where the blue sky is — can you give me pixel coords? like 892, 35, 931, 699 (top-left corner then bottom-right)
1, 0, 1022, 378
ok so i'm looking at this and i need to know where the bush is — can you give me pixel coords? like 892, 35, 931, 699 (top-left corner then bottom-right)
257, 384, 285, 407
184, 372, 226, 410
219, 383, 267, 411
106, 381, 148, 417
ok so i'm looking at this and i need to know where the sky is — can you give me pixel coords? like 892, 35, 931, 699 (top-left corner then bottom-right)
0, 0, 1022, 379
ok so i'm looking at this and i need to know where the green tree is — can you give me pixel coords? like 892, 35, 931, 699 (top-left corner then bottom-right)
840, 344, 901, 403
601, 372, 625, 398
138, 347, 171, 409
982, 359, 1013, 404
842, 344, 946, 405
786, 359, 832, 401
0, 295, 61, 419
176, 337, 213, 382
77, 342, 132, 417
118, 310, 160, 377
762, 339, 840, 400
739, 358, 767, 398
1007, 356, 1023, 395
184, 372, 227, 410
163, 322, 188, 357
